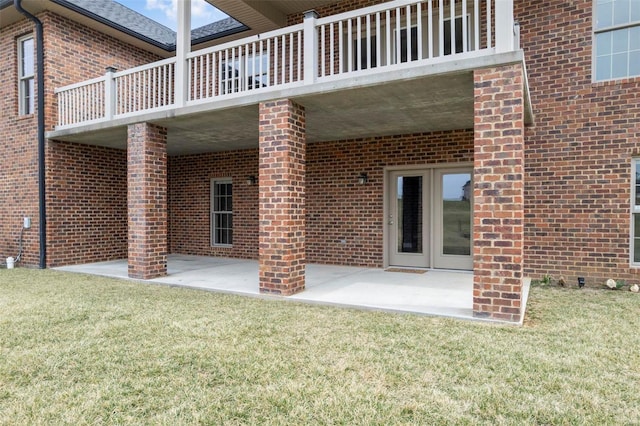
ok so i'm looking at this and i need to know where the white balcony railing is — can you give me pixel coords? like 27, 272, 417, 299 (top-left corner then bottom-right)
187, 23, 304, 104
55, 0, 516, 130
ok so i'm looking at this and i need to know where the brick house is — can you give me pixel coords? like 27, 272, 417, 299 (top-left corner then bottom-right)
1, 0, 638, 322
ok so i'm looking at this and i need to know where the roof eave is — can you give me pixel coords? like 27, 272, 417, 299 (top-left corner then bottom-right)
50, 0, 174, 51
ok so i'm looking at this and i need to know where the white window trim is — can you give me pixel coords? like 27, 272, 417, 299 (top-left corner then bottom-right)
211, 178, 233, 247
17, 34, 35, 116
631, 159, 640, 266
592, 1, 640, 82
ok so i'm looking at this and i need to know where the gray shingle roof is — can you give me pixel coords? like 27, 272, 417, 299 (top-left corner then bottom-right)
191, 17, 246, 44
2, 0, 248, 51
56, 0, 177, 46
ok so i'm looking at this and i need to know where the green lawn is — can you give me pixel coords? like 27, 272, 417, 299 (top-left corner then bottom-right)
442, 199, 471, 255
1, 269, 639, 425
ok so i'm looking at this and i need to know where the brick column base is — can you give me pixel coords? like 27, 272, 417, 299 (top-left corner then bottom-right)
258, 99, 306, 295
473, 64, 525, 322
127, 122, 168, 279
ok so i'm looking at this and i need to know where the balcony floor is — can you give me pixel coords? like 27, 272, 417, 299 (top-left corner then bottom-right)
48, 51, 531, 155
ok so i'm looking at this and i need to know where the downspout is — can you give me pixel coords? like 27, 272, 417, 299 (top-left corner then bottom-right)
14, 0, 46, 269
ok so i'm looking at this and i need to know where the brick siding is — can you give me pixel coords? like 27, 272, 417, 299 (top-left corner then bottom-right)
517, 0, 640, 286
473, 64, 525, 321
0, 18, 41, 265
2, 0, 640, 293
1, 9, 162, 267
41, 12, 161, 132
168, 129, 473, 268
258, 100, 307, 295
306, 130, 473, 266
127, 123, 168, 279
46, 142, 127, 267
168, 149, 259, 259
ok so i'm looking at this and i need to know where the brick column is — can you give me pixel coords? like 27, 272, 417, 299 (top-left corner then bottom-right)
473, 64, 525, 322
258, 99, 306, 295
127, 123, 168, 279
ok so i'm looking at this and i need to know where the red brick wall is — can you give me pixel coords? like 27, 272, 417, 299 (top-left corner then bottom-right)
41, 12, 161, 132
168, 130, 473, 268
0, 19, 41, 265
258, 100, 307, 295
517, 0, 640, 286
473, 63, 525, 322
168, 150, 259, 259
6, 0, 639, 291
128, 123, 167, 279
42, 11, 162, 268
46, 142, 127, 267
1, 10, 162, 267
307, 130, 473, 267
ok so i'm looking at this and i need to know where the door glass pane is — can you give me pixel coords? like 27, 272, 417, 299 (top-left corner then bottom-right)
442, 173, 471, 256
397, 176, 423, 253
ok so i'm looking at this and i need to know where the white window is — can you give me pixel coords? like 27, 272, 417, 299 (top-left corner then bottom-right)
632, 159, 640, 264
394, 27, 419, 64
594, 0, 640, 81
220, 53, 268, 94
443, 15, 470, 56
18, 35, 34, 115
211, 179, 233, 246
353, 36, 378, 70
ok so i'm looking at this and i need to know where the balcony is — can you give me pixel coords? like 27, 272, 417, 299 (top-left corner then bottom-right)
49, 0, 530, 153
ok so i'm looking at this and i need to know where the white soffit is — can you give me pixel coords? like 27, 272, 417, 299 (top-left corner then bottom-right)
208, 0, 336, 33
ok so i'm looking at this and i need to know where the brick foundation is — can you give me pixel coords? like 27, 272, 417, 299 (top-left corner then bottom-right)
258, 99, 306, 295
473, 64, 525, 322
127, 123, 168, 279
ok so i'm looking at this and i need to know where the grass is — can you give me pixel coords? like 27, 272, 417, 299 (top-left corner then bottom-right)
442, 199, 471, 255
1, 269, 639, 425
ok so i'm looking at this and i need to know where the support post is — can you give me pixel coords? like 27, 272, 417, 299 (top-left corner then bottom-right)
303, 10, 319, 84
473, 63, 525, 322
495, 0, 514, 52
127, 123, 168, 280
104, 66, 117, 120
175, 0, 191, 107
258, 99, 306, 295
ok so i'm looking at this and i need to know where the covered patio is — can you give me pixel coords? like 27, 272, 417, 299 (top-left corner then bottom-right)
45, 0, 531, 324
55, 254, 529, 324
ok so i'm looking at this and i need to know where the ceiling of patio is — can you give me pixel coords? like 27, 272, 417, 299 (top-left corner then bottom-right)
51, 71, 474, 156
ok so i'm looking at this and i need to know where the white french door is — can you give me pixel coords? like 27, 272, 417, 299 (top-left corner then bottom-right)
386, 167, 472, 270
388, 170, 430, 268
433, 169, 473, 270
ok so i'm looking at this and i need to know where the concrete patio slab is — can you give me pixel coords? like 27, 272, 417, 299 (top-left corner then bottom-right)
55, 254, 526, 323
